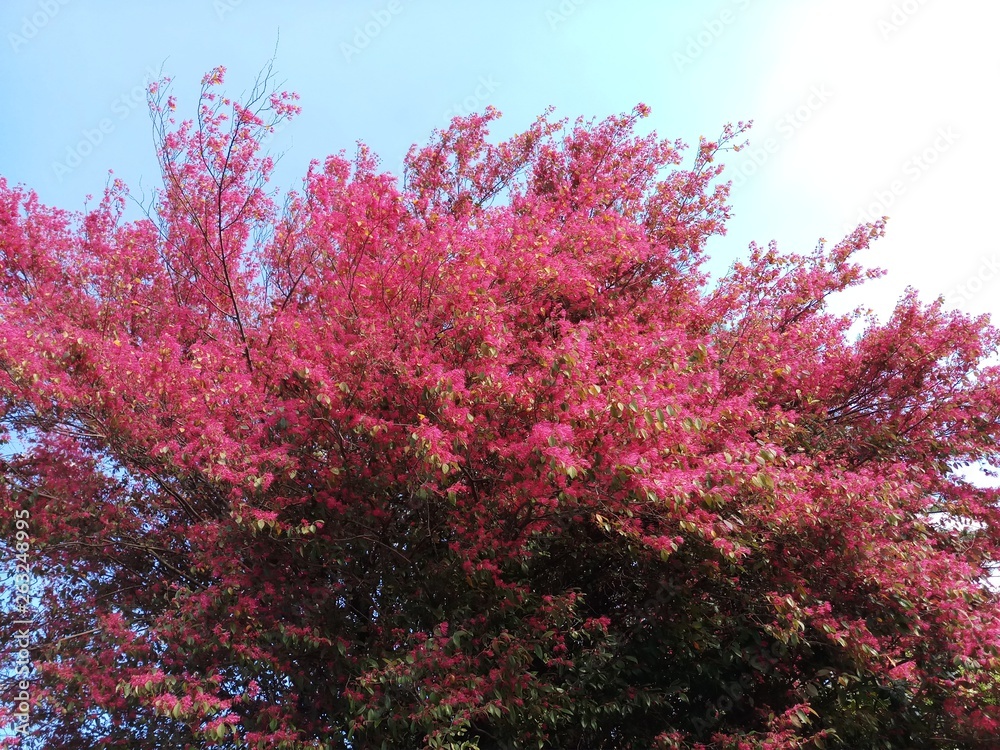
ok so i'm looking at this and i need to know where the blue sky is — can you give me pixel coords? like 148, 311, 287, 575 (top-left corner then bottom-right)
1, 0, 998, 319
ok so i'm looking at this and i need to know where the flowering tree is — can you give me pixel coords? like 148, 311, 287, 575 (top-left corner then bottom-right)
2, 67, 1000, 749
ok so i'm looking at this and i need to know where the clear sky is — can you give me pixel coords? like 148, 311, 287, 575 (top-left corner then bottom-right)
1, 0, 998, 323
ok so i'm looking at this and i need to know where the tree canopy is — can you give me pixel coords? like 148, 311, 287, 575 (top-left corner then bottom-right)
2, 67, 1000, 749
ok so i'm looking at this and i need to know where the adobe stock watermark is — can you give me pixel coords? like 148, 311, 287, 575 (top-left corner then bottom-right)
546, 0, 588, 31
948, 253, 1000, 306
340, 1, 404, 63
687, 636, 841, 738
674, 0, 753, 71
845, 126, 959, 230
628, 579, 827, 738
442, 76, 501, 126
8, 507, 34, 739
51, 65, 160, 183
213, 0, 243, 21
259, 117, 290, 152
730, 84, 833, 189
689, 638, 792, 736
878, 0, 932, 39
7, 0, 72, 53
